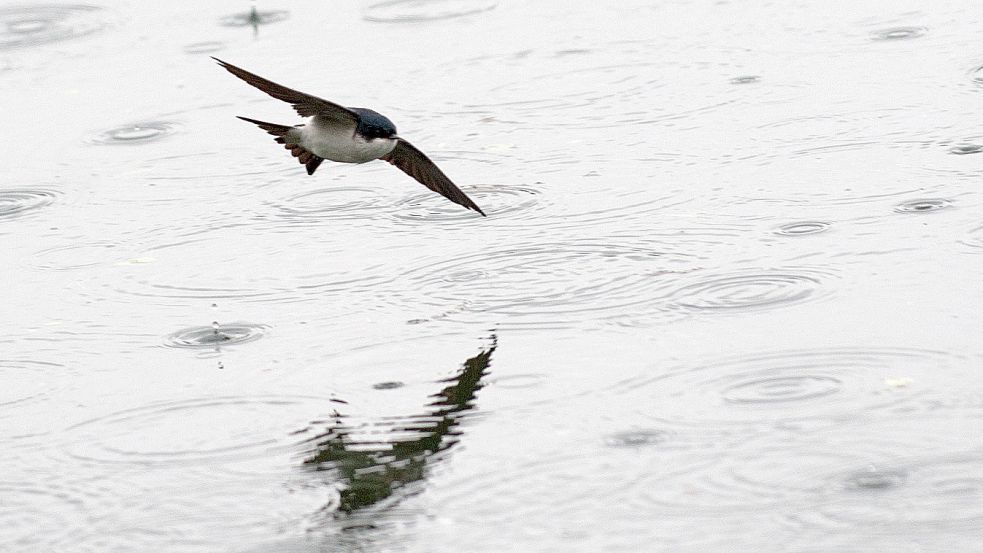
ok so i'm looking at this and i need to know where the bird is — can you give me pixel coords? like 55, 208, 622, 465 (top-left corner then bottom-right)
213, 58, 485, 216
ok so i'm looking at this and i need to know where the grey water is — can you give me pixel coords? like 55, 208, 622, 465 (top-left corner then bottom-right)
2, 1, 983, 551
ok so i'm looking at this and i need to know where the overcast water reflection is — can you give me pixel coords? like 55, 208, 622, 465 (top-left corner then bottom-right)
3, 1, 983, 552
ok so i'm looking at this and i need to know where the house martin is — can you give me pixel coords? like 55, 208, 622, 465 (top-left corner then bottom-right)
213, 58, 485, 216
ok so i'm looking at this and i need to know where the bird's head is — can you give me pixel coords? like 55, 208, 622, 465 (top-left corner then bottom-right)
351, 108, 398, 140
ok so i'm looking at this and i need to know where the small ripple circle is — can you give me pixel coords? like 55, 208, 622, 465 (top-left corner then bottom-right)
774, 221, 831, 236
871, 26, 926, 41
164, 322, 267, 349
88, 121, 177, 145
894, 198, 952, 213
0, 5, 107, 50
0, 189, 57, 220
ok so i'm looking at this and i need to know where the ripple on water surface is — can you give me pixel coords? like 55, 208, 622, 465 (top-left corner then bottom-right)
87, 121, 178, 145
948, 144, 983, 155
219, 9, 288, 27
31, 241, 118, 270
183, 41, 224, 54
394, 241, 695, 327
656, 267, 834, 313
392, 184, 541, 223
479, 61, 736, 128
364, 0, 497, 23
0, 359, 68, 414
0, 189, 57, 220
163, 322, 267, 349
960, 225, 983, 250
970, 65, 983, 85
893, 198, 952, 213
0, 4, 106, 49
871, 26, 927, 41
63, 395, 334, 466
267, 186, 392, 223
615, 347, 958, 426
0, 481, 86, 550
774, 221, 831, 236
789, 416, 983, 534
624, 409, 983, 524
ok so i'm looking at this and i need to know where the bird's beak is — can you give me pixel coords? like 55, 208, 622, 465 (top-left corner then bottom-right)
391, 135, 401, 141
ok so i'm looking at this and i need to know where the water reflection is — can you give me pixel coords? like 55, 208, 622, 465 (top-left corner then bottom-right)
301, 336, 496, 514
219, 6, 288, 32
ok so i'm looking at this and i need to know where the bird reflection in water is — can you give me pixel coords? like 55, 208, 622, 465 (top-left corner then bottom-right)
300, 336, 496, 514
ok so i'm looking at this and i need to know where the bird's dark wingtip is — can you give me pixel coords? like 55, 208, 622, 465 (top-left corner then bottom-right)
475, 206, 487, 217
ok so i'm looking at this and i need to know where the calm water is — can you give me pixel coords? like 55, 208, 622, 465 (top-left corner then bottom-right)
3, 1, 983, 551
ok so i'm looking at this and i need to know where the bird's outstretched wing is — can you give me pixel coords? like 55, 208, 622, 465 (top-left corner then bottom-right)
383, 140, 485, 216
213, 58, 359, 124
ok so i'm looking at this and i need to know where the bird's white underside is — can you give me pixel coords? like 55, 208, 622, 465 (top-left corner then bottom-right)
290, 115, 398, 164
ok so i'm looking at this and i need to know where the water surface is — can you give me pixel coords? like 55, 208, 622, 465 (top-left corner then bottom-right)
3, 1, 983, 552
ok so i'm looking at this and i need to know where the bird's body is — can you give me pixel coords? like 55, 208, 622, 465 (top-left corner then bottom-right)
213, 58, 484, 216
295, 115, 397, 164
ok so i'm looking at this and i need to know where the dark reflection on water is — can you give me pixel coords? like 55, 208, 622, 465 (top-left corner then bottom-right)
219, 6, 288, 30
300, 336, 495, 514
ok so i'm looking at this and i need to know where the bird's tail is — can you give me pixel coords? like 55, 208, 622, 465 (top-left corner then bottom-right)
236, 115, 294, 143
236, 116, 324, 175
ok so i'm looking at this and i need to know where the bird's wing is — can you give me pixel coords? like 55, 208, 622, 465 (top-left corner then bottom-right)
213, 57, 359, 124
382, 139, 486, 216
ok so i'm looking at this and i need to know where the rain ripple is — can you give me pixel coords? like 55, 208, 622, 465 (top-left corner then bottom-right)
615, 347, 956, 426
392, 184, 541, 222
0, 4, 106, 50
604, 429, 670, 448
31, 241, 118, 270
183, 41, 225, 54
0, 189, 57, 220
961, 225, 983, 250
670, 271, 826, 311
789, 416, 983, 534
970, 65, 983, 85
629, 411, 983, 523
0, 481, 85, 550
660, 268, 834, 313
267, 186, 391, 223
948, 144, 983, 155
393, 241, 695, 327
774, 221, 831, 236
163, 322, 267, 349
893, 198, 952, 213
87, 121, 178, 145
871, 26, 927, 41
63, 395, 332, 466
0, 359, 68, 412
364, 0, 497, 23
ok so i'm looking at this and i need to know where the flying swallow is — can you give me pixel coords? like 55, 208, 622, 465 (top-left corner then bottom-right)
214, 58, 484, 215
